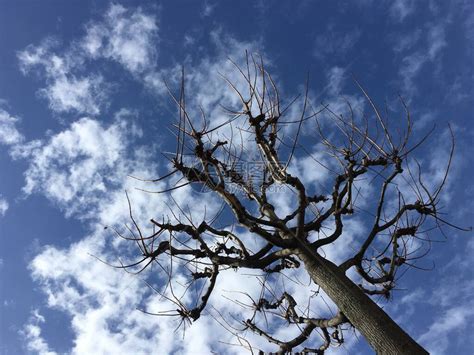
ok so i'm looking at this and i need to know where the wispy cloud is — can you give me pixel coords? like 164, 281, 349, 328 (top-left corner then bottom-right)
426, 23, 447, 60
464, 1, 474, 41
389, 0, 416, 22
21, 310, 57, 355
326, 66, 346, 95
398, 22, 447, 96
390, 221, 474, 353
201, 1, 217, 17
445, 74, 472, 104
392, 28, 422, 53
419, 304, 474, 354
418, 269, 474, 355
0, 196, 8, 217
313, 23, 361, 61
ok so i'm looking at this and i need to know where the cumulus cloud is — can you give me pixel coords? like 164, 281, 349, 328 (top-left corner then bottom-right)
30, 228, 350, 354
41, 75, 108, 115
29, 234, 164, 354
463, 2, 474, 41
445, 74, 472, 104
30, 231, 254, 353
18, 116, 145, 218
18, 40, 109, 115
21, 111, 233, 352
0, 108, 24, 146
82, 4, 159, 75
288, 144, 334, 189
18, 38, 70, 77
17, 4, 159, 116
27, 179, 359, 353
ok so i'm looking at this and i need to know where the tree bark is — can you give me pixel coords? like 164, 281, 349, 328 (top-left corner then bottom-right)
298, 249, 428, 355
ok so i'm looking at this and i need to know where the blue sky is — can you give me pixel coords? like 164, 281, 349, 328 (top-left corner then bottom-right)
0, 1, 473, 354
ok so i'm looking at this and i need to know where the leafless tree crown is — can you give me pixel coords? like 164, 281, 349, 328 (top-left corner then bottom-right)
104, 54, 463, 354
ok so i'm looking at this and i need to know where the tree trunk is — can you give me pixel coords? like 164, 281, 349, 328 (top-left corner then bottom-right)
298, 249, 428, 354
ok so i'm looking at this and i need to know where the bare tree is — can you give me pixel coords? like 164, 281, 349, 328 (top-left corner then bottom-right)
109, 55, 464, 354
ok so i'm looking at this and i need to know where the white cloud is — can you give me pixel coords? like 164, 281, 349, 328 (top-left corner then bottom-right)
424, 249, 474, 353
10, 3, 472, 354
18, 24, 374, 354
326, 66, 346, 95
145, 33, 271, 161
389, 0, 416, 22
400, 53, 426, 93
18, 4, 159, 115
18, 41, 109, 115
427, 23, 447, 60
445, 75, 472, 104
22, 112, 235, 352
30, 235, 166, 354
23, 46, 363, 354
464, 2, 474, 41
0, 196, 8, 217
418, 304, 474, 354
288, 144, 334, 189
382, 211, 474, 353
201, 1, 217, 17
40, 75, 108, 115
0, 108, 24, 146
18, 38, 69, 77
398, 23, 447, 96
29, 223, 359, 354
82, 4, 159, 75
22, 310, 57, 355
392, 29, 422, 53
313, 24, 361, 61
19, 116, 144, 219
